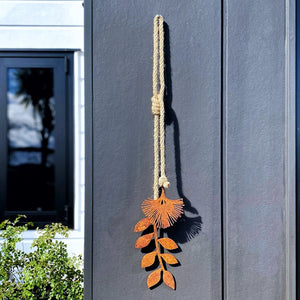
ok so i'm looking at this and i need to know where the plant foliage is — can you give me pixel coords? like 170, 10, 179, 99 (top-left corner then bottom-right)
0, 216, 83, 300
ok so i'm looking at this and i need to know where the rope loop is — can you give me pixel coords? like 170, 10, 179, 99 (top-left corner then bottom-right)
152, 15, 169, 199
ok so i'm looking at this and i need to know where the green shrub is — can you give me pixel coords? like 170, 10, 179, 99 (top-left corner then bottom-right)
0, 216, 83, 300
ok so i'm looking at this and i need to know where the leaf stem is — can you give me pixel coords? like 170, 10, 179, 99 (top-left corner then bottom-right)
153, 223, 165, 271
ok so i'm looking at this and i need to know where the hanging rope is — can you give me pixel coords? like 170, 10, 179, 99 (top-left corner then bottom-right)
152, 15, 169, 200
134, 16, 184, 290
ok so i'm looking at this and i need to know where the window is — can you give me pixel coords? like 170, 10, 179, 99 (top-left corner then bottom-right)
0, 51, 74, 227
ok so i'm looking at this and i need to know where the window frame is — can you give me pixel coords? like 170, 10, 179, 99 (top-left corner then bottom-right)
0, 50, 75, 228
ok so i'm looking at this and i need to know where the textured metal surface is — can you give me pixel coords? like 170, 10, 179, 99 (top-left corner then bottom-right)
90, 0, 222, 299
223, 0, 295, 299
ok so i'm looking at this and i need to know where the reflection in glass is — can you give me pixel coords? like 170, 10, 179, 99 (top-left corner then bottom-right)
7, 68, 55, 211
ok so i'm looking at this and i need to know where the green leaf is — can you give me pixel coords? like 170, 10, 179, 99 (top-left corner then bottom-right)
0, 217, 83, 299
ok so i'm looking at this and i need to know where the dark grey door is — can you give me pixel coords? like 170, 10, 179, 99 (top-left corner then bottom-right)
85, 1, 295, 299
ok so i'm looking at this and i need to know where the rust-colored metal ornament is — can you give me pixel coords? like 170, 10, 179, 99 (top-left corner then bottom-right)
134, 15, 184, 290
142, 188, 184, 229
134, 188, 184, 290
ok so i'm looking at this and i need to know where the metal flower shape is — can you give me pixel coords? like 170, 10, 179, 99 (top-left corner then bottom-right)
141, 188, 184, 229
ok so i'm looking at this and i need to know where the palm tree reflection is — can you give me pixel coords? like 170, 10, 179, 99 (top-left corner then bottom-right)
15, 68, 54, 168
7, 68, 55, 211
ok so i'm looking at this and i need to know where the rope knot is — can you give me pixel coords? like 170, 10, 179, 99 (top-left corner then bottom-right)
159, 176, 170, 188
151, 96, 160, 115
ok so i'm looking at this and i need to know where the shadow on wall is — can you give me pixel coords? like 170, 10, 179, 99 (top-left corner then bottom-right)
162, 22, 203, 244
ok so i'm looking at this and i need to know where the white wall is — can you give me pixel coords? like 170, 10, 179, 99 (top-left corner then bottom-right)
0, 0, 85, 257
0, 0, 84, 49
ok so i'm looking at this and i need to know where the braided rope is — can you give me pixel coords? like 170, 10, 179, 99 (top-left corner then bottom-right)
152, 15, 169, 199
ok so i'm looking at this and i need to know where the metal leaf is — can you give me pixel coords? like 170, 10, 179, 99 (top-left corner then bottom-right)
134, 218, 152, 232
163, 270, 175, 290
135, 233, 153, 248
141, 252, 157, 268
161, 253, 178, 265
147, 268, 161, 288
158, 237, 178, 250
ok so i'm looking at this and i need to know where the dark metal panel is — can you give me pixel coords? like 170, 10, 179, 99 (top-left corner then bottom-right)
90, 1, 222, 299
295, 0, 300, 298
84, 0, 93, 299
224, 0, 295, 299
286, 2, 296, 297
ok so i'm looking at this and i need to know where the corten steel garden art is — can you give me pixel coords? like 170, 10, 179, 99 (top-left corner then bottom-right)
134, 15, 184, 290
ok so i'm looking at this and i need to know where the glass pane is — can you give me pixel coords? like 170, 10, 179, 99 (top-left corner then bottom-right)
6, 68, 55, 211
